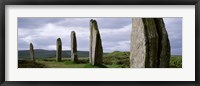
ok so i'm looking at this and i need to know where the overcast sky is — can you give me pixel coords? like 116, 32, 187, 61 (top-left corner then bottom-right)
18, 17, 182, 55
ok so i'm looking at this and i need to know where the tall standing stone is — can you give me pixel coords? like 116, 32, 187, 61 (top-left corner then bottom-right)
143, 18, 159, 68
89, 19, 103, 65
56, 38, 62, 62
130, 18, 147, 68
154, 18, 171, 68
89, 20, 93, 64
130, 18, 170, 68
30, 43, 35, 62
71, 31, 78, 63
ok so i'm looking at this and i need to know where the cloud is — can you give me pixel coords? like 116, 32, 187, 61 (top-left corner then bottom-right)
94, 18, 132, 29
18, 18, 131, 29
18, 17, 182, 55
18, 18, 65, 29
18, 23, 90, 50
18, 19, 131, 52
100, 24, 131, 52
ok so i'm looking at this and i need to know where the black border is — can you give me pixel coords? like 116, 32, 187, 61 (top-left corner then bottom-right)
0, 0, 199, 86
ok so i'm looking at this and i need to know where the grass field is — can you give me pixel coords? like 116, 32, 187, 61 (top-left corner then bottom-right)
169, 56, 182, 68
18, 56, 182, 68
18, 58, 120, 68
18, 51, 182, 68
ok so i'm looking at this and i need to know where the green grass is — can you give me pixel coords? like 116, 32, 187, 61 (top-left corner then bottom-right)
18, 51, 182, 68
37, 60, 86, 68
103, 51, 130, 68
18, 58, 109, 68
169, 56, 182, 68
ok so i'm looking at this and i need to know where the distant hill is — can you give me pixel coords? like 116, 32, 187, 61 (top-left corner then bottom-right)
18, 49, 181, 60
18, 49, 89, 60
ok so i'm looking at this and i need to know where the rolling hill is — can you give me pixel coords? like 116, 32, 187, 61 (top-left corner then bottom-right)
18, 49, 89, 60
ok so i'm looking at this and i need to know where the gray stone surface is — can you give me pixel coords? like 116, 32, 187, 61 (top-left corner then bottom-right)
71, 31, 78, 63
89, 19, 103, 65
89, 20, 93, 64
154, 18, 171, 68
56, 38, 62, 62
130, 18, 170, 68
143, 18, 159, 68
130, 18, 146, 68
30, 43, 35, 62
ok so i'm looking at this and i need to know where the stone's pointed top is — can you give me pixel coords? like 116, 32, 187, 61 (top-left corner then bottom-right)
90, 19, 94, 22
30, 43, 33, 47
90, 19, 97, 23
71, 31, 76, 34
57, 38, 62, 45
90, 19, 98, 30
57, 38, 61, 41
30, 43, 32, 45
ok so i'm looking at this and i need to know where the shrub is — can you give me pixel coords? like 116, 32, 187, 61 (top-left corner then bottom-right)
169, 56, 182, 68
103, 51, 130, 68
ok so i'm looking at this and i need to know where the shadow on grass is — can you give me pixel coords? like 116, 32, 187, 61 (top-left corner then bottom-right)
84, 64, 108, 68
62, 60, 108, 68
95, 64, 108, 68
61, 59, 89, 64
18, 60, 46, 68
19, 59, 108, 68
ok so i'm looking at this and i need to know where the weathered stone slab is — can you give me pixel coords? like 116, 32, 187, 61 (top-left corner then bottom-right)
130, 18, 170, 68
89, 20, 93, 64
30, 43, 35, 62
154, 18, 171, 68
130, 18, 146, 68
142, 18, 159, 68
56, 38, 62, 62
89, 19, 103, 65
71, 31, 78, 63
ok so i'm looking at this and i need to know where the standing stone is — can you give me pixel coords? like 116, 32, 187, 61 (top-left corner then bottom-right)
30, 43, 35, 62
71, 31, 78, 63
130, 18, 147, 68
143, 18, 159, 68
89, 20, 93, 64
56, 38, 62, 62
130, 18, 170, 68
89, 19, 103, 65
154, 18, 171, 68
